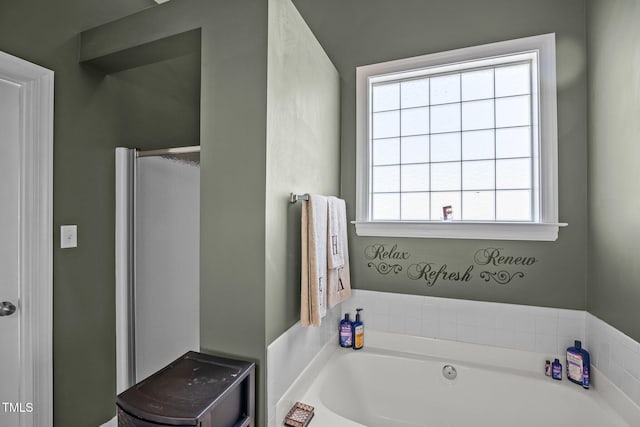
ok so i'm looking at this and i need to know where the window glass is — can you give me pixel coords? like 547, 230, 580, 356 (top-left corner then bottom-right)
368, 61, 535, 222
357, 34, 560, 240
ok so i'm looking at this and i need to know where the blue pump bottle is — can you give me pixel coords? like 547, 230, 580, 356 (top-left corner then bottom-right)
352, 308, 364, 350
339, 313, 353, 347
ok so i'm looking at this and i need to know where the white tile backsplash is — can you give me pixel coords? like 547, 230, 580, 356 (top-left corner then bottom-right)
586, 313, 640, 407
268, 291, 640, 427
343, 289, 586, 355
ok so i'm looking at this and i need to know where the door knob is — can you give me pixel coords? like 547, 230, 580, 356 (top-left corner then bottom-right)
0, 301, 16, 317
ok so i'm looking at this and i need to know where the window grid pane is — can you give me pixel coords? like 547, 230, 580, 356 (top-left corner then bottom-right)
370, 60, 535, 222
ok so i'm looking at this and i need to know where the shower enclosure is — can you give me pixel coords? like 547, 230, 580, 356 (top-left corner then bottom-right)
115, 146, 200, 392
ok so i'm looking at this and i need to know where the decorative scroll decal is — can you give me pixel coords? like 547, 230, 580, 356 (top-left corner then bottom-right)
364, 244, 538, 287
367, 262, 403, 275
479, 270, 525, 285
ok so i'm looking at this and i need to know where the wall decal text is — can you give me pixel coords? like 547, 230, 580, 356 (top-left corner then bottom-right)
364, 244, 538, 286
406, 263, 474, 287
364, 243, 408, 275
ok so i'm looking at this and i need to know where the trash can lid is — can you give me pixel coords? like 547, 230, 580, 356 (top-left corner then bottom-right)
117, 351, 254, 425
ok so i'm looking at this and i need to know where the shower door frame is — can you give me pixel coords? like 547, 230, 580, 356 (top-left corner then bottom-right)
115, 145, 201, 394
115, 148, 136, 393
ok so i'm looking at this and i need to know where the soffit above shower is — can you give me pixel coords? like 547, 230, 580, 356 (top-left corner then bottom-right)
79, 28, 200, 74
79, 2, 199, 74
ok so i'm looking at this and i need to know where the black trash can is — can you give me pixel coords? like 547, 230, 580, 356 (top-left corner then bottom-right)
117, 351, 255, 427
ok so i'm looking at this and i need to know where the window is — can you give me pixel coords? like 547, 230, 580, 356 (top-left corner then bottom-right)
355, 33, 565, 241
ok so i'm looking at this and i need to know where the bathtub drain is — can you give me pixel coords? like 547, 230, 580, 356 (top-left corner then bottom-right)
442, 365, 457, 380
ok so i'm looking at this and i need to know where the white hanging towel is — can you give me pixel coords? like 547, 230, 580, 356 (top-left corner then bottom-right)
326, 196, 351, 307
301, 195, 328, 327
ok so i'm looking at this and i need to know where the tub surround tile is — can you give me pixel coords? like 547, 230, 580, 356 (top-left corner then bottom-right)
496, 308, 522, 332
266, 304, 341, 427
513, 311, 536, 334
457, 324, 478, 344
535, 333, 559, 355
559, 311, 584, 333
403, 314, 422, 336
268, 292, 640, 427
493, 329, 518, 348
534, 313, 559, 336
438, 305, 457, 326
587, 313, 640, 408
513, 331, 536, 352
273, 338, 338, 427
439, 320, 458, 341
345, 290, 585, 356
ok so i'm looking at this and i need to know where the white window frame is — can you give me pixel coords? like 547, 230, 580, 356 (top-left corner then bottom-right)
355, 33, 566, 241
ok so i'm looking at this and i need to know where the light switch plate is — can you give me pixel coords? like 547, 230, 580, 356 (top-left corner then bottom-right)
60, 225, 77, 248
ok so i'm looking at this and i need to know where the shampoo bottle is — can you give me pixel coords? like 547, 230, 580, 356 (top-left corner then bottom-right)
339, 313, 353, 348
552, 358, 562, 380
567, 340, 590, 389
352, 308, 364, 350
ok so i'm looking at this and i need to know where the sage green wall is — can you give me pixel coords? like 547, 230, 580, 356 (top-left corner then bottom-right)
265, 0, 340, 345
0, 0, 205, 425
84, 3, 269, 426
293, 0, 588, 309
108, 52, 201, 149
587, 0, 640, 342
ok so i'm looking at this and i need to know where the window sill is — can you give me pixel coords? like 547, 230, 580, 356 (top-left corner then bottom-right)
353, 221, 568, 241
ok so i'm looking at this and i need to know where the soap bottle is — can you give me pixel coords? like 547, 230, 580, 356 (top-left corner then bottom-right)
352, 308, 364, 350
567, 340, 590, 389
339, 313, 353, 348
551, 358, 562, 380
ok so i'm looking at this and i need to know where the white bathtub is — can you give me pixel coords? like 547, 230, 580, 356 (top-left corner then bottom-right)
276, 331, 640, 427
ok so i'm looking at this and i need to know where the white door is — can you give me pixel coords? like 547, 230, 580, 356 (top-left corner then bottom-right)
0, 50, 53, 427
0, 77, 22, 425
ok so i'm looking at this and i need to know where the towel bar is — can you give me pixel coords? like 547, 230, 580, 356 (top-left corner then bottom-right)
289, 193, 309, 204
